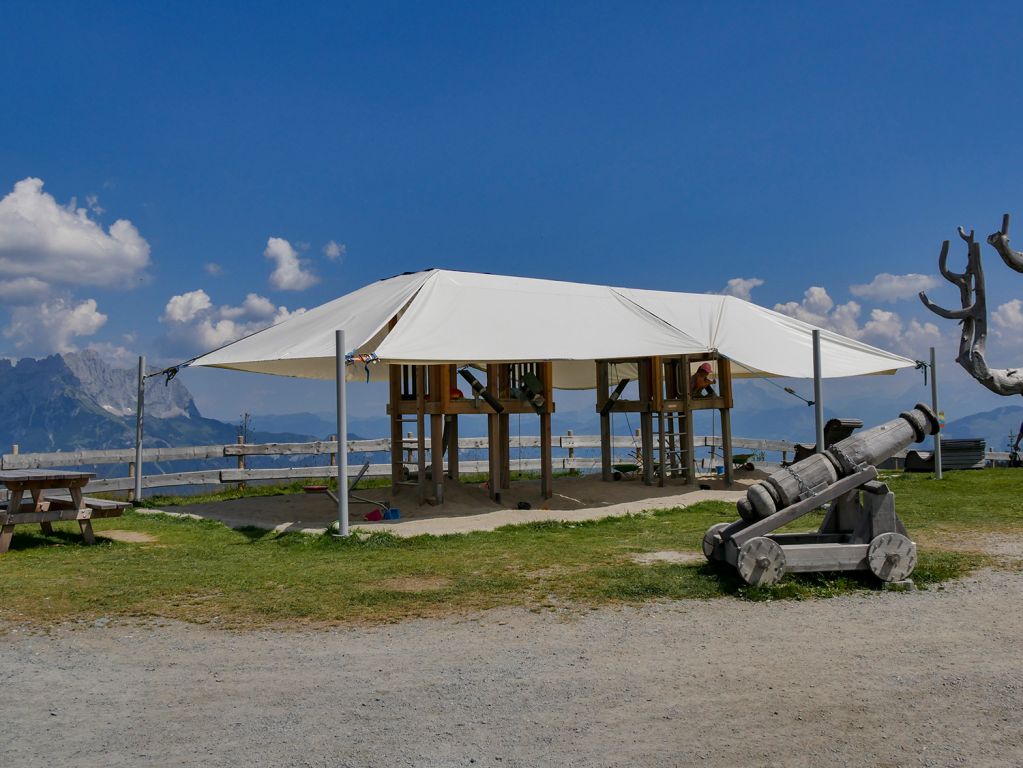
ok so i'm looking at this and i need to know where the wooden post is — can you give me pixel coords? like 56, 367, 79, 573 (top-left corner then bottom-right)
719, 358, 734, 486
431, 412, 444, 504
498, 365, 510, 488
11, 444, 18, 455
566, 429, 574, 468
329, 435, 337, 466
416, 365, 426, 505
447, 364, 460, 481
486, 364, 502, 502
429, 364, 445, 504
540, 362, 553, 500
657, 411, 666, 487
127, 462, 136, 503
447, 415, 459, 480
641, 413, 653, 485
721, 408, 734, 486
236, 435, 246, 490
389, 363, 402, 493
406, 432, 414, 464
639, 357, 654, 485
597, 362, 612, 482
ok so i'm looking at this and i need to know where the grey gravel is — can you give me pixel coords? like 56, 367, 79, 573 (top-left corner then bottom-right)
2, 569, 1022, 768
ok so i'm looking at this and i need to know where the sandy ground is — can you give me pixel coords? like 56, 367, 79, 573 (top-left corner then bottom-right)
2, 564, 1021, 768
156, 472, 757, 536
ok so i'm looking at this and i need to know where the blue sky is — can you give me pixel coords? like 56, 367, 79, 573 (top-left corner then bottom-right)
3, 1, 1023, 431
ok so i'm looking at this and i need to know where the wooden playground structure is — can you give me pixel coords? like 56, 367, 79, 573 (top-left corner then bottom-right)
387, 353, 734, 505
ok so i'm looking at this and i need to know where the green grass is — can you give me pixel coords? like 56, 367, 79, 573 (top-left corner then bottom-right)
2, 469, 1016, 629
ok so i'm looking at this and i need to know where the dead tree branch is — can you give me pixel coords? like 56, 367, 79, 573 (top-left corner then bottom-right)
919, 215, 1023, 396
986, 213, 1023, 273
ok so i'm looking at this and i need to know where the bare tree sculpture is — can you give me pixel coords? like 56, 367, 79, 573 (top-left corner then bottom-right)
919, 214, 1023, 395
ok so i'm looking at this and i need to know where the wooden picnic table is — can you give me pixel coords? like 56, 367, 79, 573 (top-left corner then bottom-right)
0, 469, 124, 553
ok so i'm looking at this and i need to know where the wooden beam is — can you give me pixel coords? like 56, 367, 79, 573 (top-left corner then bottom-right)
721, 406, 734, 487
389, 364, 402, 493
430, 412, 444, 504
641, 411, 653, 486
596, 361, 612, 481
486, 364, 502, 502
416, 365, 426, 506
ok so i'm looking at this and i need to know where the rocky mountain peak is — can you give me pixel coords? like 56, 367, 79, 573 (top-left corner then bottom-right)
62, 350, 199, 420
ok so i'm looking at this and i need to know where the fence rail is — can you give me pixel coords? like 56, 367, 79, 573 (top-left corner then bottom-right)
5, 433, 990, 499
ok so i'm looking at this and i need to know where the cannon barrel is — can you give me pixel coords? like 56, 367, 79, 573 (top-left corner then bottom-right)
739, 403, 940, 522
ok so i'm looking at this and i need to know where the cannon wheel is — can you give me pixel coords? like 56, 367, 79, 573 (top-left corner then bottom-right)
867, 532, 917, 582
736, 537, 786, 586
702, 522, 730, 561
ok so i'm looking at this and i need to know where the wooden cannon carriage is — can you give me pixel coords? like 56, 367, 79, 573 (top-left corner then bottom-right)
702, 403, 940, 586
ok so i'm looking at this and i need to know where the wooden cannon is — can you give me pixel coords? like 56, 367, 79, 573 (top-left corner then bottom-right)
702, 403, 940, 586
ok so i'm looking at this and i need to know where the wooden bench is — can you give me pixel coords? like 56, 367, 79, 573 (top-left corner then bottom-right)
0, 468, 130, 552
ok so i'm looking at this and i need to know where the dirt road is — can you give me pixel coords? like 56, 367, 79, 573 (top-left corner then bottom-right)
3, 567, 1021, 767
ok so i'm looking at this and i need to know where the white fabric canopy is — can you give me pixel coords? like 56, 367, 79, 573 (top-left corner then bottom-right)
191, 268, 916, 387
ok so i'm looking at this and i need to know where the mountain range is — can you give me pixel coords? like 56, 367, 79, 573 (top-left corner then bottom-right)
0, 351, 315, 455
0, 351, 1013, 460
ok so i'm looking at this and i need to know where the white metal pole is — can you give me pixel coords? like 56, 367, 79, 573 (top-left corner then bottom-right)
134, 356, 145, 503
812, 330, 825, 453
336, 330, 349, 536
930, 346, 942, 480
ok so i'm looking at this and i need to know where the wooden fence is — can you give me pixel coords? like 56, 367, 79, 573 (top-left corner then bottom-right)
0, 432, 801, 498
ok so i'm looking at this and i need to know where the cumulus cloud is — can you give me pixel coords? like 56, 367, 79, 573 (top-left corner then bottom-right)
773, 285, 942, 357
0, 177, 150, 296
159, 290, 305, 355
204, 262, 224, 277
849, 273, 940, 302
720, 277, 764, 301
3, 297, 107, 354
993, 299, 1023, 336
163, 289, 213, 323
774, 286, 863, 339
0, 276, 51, 305
323, 240, 346, 262
265, 236, 318, 290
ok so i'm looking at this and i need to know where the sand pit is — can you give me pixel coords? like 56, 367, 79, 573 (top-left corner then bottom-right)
156, 471, 760, 536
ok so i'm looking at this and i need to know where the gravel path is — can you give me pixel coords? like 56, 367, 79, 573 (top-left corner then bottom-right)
3, 568, 1022, 767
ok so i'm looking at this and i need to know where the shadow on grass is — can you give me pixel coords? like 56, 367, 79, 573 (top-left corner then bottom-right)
6, 528, 113, 553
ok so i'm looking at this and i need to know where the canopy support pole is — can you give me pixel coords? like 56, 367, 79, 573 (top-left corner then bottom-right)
134, 356, 144, 503
930, 346, 943, 480
335, 330, 349, 537
812, 330, 825, 453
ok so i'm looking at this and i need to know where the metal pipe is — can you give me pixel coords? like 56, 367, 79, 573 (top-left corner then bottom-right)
812, 330, 825, 453
134, 356, 144, 503
930, 346, 942, 480
336, 330, 349, 537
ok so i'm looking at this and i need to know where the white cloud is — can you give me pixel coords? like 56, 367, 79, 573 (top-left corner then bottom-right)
265, 236, 318, 290
774, 286, 863, 339
323, 240, 346, 262
159, 289, 306, 355
163, 289, 213, 323
0, 276, 51, 304
204, 262, 224, 277
3, 297, 107, 354
773, 285, 943, 357
850, 273, 940, 302
993, 299, 1023, 336
0, 177, 150, 294
720, 277, 763, 301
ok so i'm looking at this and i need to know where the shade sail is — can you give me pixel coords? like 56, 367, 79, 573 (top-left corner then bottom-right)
190, 268, 917, 386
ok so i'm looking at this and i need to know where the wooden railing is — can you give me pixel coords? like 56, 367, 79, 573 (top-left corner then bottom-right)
0, 432, 802, 497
